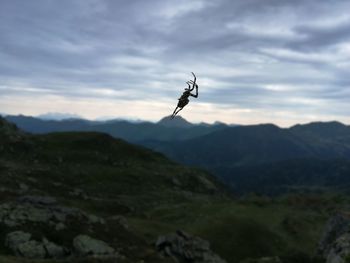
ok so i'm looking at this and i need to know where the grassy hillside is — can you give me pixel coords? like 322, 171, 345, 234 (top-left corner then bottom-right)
129, 196, 332, 263
0, 117, 336, 262
218, 158, 350, 195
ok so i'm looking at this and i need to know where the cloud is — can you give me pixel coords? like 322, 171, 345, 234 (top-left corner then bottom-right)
1, 0, 350, 126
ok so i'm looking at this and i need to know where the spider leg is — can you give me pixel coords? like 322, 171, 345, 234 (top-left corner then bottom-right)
191, 72, 196, 85
174, 107, 184, 117
172, 107, 184, 119
191, 72, 196, 81
188, 80, 195, 91
171, 106, 179, 119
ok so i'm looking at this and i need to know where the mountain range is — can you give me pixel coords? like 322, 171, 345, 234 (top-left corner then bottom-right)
0, 116, 339, 263
142, 121, 350, 194
4, 114, 350, 195
4, 115, 230, 142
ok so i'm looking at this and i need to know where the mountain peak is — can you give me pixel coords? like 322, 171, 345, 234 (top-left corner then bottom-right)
37, 112, 82, 121
290, 121, 349, 138
157, 115, 193, 128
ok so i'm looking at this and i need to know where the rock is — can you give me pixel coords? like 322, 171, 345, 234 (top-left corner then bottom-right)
17, 195, 57, 206
156, 230, 226, 263
6, 232, 68, 259
16, 240, 46, 259
171, 177, 182, 187
55, 222, 66, 231
43, 238, 68, 259
326, 233, 350, 263
87, 214, 105, 225
0, 197, 103, 227
318, 212, 350, 263
52, 181, 62, 187
240, 256, 282, 263
19, 183, 29, 193
73, 235, 115, 256
110, 215, 129, 229
70, 188, 84, 197
5, 231, 32, 252
318, 212, 350, 257
196, 176, 218, 192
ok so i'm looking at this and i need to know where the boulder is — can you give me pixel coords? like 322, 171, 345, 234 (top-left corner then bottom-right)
73, 235, 115, 256
18, 183, 29, 193
240, 256, 282, 263
18, 195, 57, 206
55, 222, 66, 231
156, 230, 226, 263
16, 240, 46, 259
5, 231, 32, 252
87, 214, 105, 225
326, 233, 350, 263
43, 238, 68, 259
109, 215, 129, 229
5, 231, 67, 259
0, 196, 104, 227
318, 212, 350, 256
318, 212, 350, 263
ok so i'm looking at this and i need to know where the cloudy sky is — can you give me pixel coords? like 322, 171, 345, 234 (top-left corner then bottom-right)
1, 0, 350, 126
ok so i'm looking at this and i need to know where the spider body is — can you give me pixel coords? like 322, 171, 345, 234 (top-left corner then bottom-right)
171, 72, 198, 119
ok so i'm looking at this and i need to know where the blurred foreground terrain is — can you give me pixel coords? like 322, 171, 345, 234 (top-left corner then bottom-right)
1, 116, 350, 263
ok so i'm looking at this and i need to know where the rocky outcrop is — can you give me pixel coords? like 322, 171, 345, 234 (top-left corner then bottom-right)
156, 230, 226, 263
326, 233, 350, 263
109, 215, 129, 229
5, 231, 67, 259
5, 231, 32, 252
0, 195, 105, 228
0, 196, 112, 260
15, 240, 46, 259
318, 212, 350, 263
73, 235, 116, 257
18, 195, 57, 206
240, 257, 282, 263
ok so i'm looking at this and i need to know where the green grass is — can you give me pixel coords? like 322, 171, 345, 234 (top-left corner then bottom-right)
129, 200, 328, 263
0, 126, 335, 263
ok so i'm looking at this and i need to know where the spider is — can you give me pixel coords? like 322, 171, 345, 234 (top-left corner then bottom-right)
171, 72, 198, 119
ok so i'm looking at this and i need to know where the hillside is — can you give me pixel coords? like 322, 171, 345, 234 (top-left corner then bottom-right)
0, 117, 228, 262
142, 124, 316, 167
0, 117, 335, 263
6, 115, 350, 195
219, 158, 350, 195
0, 117, 224, 211
141, 122, 350, 194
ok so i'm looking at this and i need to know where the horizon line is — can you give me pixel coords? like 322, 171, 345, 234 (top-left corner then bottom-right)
1, 112, 348, 129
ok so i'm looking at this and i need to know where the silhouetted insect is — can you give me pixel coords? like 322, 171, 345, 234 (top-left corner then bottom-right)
171, 72, 198, 119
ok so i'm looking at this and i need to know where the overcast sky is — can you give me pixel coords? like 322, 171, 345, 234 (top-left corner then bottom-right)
1, 0, 350, 126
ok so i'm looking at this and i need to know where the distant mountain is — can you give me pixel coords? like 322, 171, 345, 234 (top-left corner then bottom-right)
158, 115, 194, 128
5, 115, 228, 143
144, 122, 350, 166
142, 124, 316, 167
141, 121, 350, 194
219, 158, 350, 195
37, 112, 82, 120
290, 121, 350, 139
